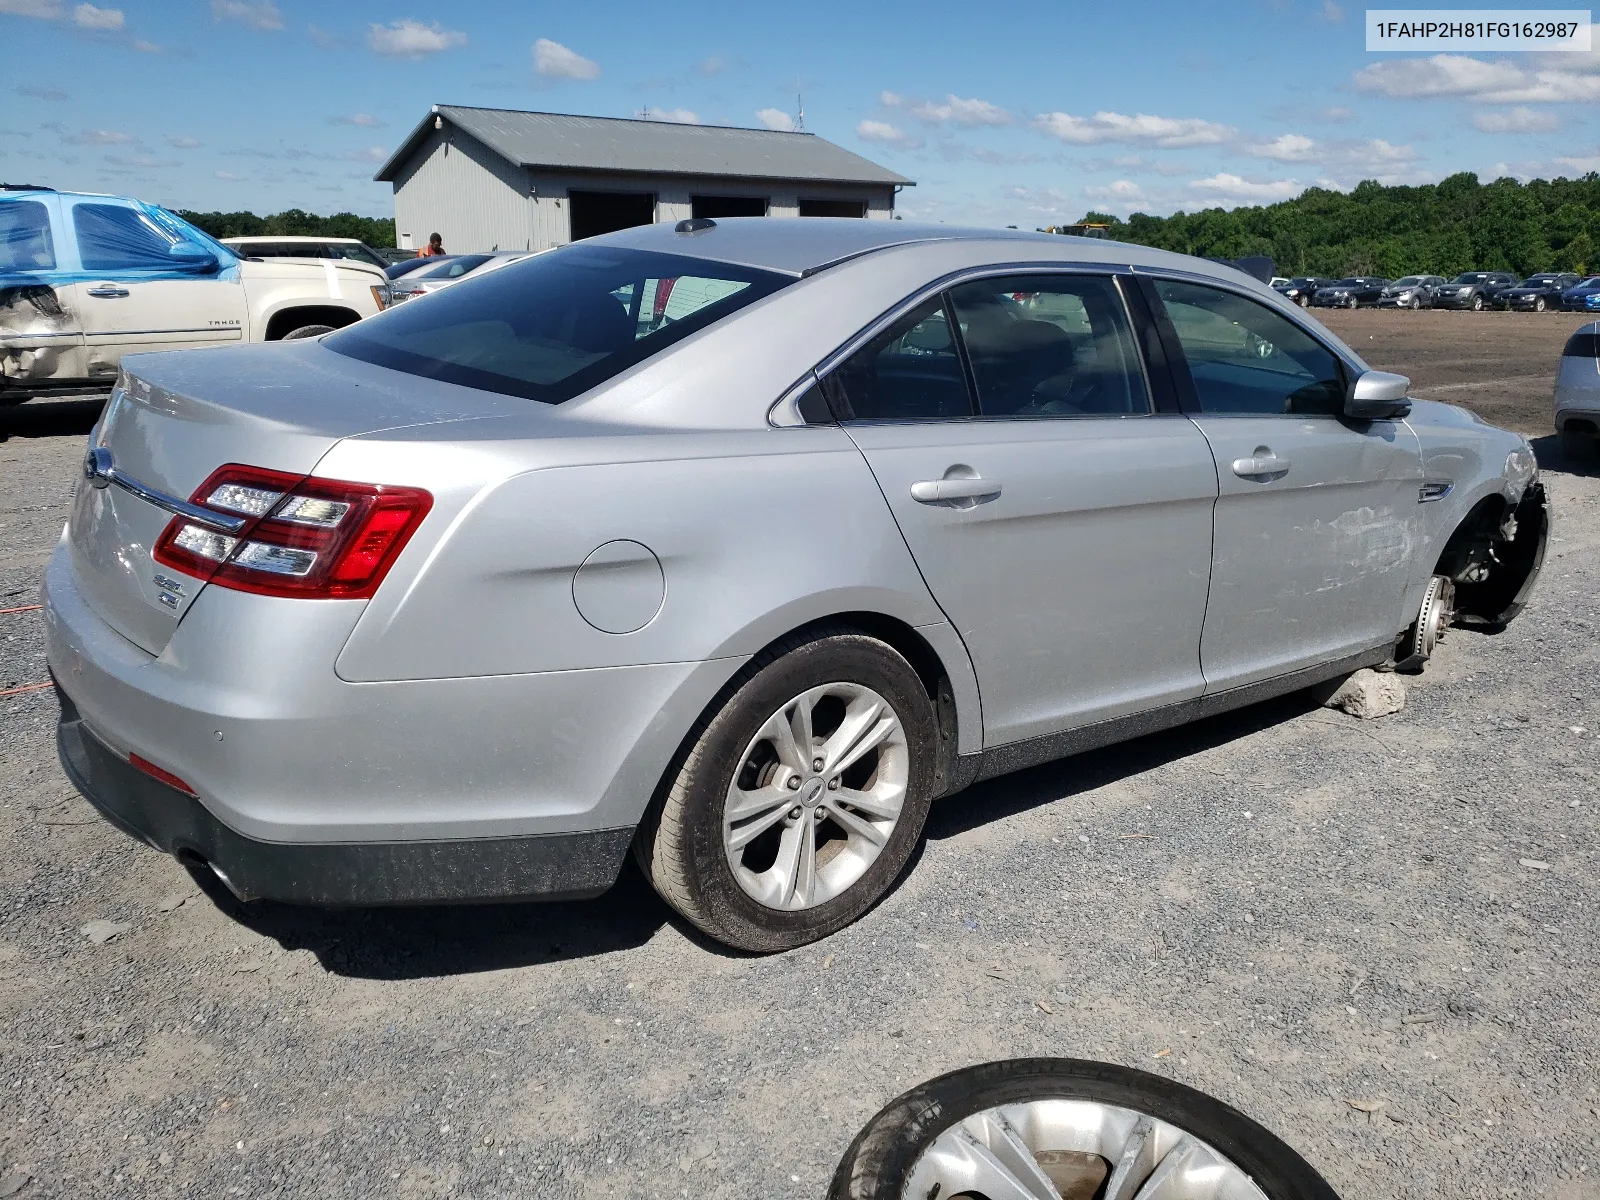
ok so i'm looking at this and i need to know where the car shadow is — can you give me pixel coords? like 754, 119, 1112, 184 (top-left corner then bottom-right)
925, 689, 1326, 842
193, 853, 674, 980
1530, 433, 1599, 478
0, 396, 105, 442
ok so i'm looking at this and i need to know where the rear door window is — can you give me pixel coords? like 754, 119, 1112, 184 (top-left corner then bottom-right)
946, 274, 1149, 417
829, 298, 973, 421
0, 199, 56, 272
326, 246, 790, 404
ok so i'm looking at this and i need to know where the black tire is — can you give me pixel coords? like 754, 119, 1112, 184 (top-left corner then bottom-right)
1535, 297, 1547, 313
829, 1059, 1342, 1200
636, 628, 938, 953
1297, 294, 1309, 307
282, 324, 335, 340
1561, 428, 1595, 462
1471, 295, 1484, 311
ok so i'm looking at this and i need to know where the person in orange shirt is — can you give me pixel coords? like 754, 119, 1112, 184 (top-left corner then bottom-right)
417, 232, 445, 258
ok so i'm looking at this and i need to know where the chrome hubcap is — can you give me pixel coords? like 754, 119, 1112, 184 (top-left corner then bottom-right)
906, 1100, 1270, 1200
722, 682, 908, 911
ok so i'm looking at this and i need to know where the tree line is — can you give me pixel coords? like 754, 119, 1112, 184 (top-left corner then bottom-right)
176, 209, 397, 249
1070, 172, 1600, 279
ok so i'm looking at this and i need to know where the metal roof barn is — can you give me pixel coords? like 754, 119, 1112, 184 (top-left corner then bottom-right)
375, 106, 915, 255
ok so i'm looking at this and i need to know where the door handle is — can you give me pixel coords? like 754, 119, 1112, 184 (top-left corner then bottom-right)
910, 477, 1002, 503
1231, 451, 1291, 479
86, 286, 130, 298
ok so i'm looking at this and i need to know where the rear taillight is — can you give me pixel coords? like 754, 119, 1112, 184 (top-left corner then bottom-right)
152, 464, 432, 600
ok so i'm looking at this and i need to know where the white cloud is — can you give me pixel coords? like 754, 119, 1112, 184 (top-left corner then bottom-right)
67, 129, 132, 145
856, 119, 922, 149
341, 146, 389, 163
1552, 154, 1600, 174
15, 84, 68, 100
1353, 53, 1600, 103
330, 113, 386, 128
695, 55, 726, 76
367, 19, 467, 59
640, 107, 698, 124
165, 134, 201, 148
214, 170, 245, 181
1033, 110, 1235, 148
756, 107, 797, 132
533, 37, 599, 80
1187, 173, 1301, 202
1473, 106, 1559, 133
1084, 179, 1149, 202
884, 91, 1012, 127
1319, 0, 1343, 20
209, 0, 281, 31
0, 0, 63, 16
1246, 133, 1318, 162
72, 3, 121, 29
129, 37, 159, 52
104, 152, 177, 168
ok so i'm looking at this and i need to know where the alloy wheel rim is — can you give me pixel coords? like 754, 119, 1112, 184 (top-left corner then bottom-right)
904, 1099, 1271, 1200
722, 681, 908, 911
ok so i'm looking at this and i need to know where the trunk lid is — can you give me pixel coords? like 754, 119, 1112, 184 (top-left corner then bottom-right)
68, 339, 514, 655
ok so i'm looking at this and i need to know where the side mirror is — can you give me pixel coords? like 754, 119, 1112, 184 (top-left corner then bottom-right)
169, 241, 219, 274
1346, 369, 1411, 420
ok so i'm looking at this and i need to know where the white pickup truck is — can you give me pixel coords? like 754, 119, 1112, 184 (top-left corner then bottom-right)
1, 186, 390, 403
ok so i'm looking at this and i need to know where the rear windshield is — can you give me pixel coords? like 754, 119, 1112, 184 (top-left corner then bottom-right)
326, 246, 792, 403
1564, 331, 1600, 358
415, 253, 491, 280
1452, 273, 1488, 283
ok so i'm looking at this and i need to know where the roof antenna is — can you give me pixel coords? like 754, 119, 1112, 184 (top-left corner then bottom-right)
795, 91, 805, 132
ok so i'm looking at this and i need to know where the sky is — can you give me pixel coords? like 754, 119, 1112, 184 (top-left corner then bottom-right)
2, 0, 1598, 227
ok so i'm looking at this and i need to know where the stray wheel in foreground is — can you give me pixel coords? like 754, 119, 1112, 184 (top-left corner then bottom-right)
830, 1059, 1341, 1200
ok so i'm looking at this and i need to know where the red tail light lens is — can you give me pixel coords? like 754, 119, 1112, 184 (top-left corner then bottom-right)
129, 753, 196, 796
152, 464, 432, 600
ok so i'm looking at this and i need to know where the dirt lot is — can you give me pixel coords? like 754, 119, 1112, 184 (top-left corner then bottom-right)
1314, 307, 1593, 437
1, 313, 1596, 1200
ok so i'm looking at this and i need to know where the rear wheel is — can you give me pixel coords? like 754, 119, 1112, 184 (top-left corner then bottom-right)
829, 1059, 1340, 1200
1562, 427, 1596, 461
283, 324, 335, 340
638, 629, 938, 952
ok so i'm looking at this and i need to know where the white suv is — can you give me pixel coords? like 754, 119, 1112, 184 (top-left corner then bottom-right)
1, 187, 390, 403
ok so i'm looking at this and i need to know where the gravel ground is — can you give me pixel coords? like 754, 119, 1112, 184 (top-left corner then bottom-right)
1, 369, 1596, 1200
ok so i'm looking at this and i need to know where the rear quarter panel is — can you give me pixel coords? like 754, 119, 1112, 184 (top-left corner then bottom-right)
324, 424, 955, 678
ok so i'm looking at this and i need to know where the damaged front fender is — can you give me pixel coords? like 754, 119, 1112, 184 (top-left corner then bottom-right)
1440, 481, 1550, 627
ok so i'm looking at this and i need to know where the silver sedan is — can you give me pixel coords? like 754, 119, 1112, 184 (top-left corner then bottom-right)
45, 218, 1548, 952
1555, 320, 1600, 458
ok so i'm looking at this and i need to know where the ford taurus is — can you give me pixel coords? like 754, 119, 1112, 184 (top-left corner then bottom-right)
45, 219, 1549, 952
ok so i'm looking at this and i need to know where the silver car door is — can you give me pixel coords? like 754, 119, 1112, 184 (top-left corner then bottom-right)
834, 275, 1218, 750
1146, 276, 1424, 692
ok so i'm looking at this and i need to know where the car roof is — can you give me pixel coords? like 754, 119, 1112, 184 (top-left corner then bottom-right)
585, 216, 1244, 281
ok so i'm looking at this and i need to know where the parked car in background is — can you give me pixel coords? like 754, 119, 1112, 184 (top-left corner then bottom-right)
385, 251, 531, 304
1273, 277, 1335, 307
220, 236, 392, 274
1496, 273, 1582, 312
375, 248, 415, 266
1310, 277, 1390, 308
1555, 321, 1600, 458
384, 255, 456, 281
1434, 271, 1518, 311
1268, 276, 1289, 289
45, 218, 1547, 952
1, 186, 390, 403
1559, 276, 1600, 312
1377, 275, 1447, 309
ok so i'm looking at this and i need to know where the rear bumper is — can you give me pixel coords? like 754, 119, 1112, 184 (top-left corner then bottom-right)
56, 687, 633, 904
